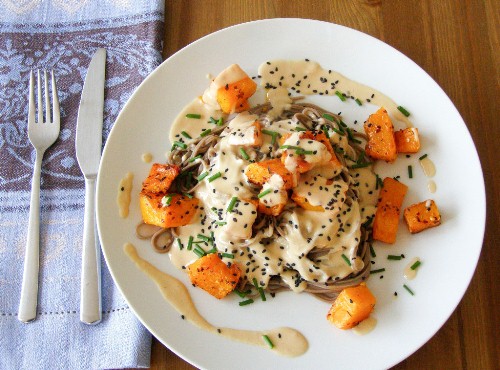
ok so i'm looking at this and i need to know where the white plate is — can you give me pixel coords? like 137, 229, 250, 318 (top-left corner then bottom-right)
96, 19, 485, 370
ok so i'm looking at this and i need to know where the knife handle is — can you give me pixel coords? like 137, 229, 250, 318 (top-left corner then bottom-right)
80, 176, 102, 325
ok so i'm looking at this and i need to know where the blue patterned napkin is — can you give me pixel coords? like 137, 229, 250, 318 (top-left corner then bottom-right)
0, 1, 164, 368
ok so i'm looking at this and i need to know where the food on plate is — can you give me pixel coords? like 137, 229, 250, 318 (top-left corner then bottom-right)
403, 199, 441, 233
326, 282, 376, 329
364, 107, 397, 162
134, 60, 442, 338
395, 127, 421, 153
372, 177, 408, 244
187, 253, 242, 299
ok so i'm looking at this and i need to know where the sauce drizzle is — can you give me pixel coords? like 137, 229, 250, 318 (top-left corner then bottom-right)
117, 172, 133, 218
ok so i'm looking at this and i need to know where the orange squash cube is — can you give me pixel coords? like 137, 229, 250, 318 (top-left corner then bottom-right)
395, 128, 421, 153
217, 76, 257, 114
187, 253, 241, 299
245, 159, 295, 189
141, 163, 180, 194
327, 283, 376, 329
139, 193, 199, 228
364, 108, 397, 162
404, 199, 441, 233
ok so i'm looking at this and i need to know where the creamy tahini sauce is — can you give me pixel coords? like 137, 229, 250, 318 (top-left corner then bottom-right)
117, 172, 133, 218
352, 316, 377, 335
258, 59, 413, 127
420, 157, 436, 177
428, 180, 437, 193
404, 257, 421, 280
141, 152, 153, 163
124, 243, 308, 356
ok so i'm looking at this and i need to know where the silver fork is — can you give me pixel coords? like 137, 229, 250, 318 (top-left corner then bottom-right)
18, 70, 60, 323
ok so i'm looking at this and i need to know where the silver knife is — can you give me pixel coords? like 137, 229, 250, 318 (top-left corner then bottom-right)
75, 48, 106, 325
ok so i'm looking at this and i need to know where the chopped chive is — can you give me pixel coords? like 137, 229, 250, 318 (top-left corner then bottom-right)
173, 141, 187, 150
234, 289, 250, 298
197, 172, 209, 181
252, 278, 266, 301
322, 113, 335, 121
375, 174, 383, 189
362, 216, 373, 228
193, 247, 205, 258
410, 260, 421, 270
370, 268, 386, 274
295, 126, 307, 132
210, 231, 214, 246
296, 148, 314, 155
186, 113, 201, 119
258, 188, 272, 198
177, 238, 183, 250
197, 234, 210, 242
227, 197, 238, 213
408, 165, 413, 178
403, 284, 415, 296
419, 153, 428, 160
331, 127, 344, 136
350, 162, 371, 169
341, 253, 351, 266
181, 131, 192, 139
200, 129, 212, 137
188, 154, 202, 163
279, 145, 302, 151
183, 192, 194, 199
346, 127, 362, 144
216, 221, 227, 226
221, 253, 234, 259
339, 120, 348, 128
262, 129, 281, 140
208, 116, 224, 126
239, 298, 254, 306
187, 236, 194, 251
208, 172, 221, 182
206, 247, 217, 254
239, 147, 250, 160
355, 98, 362, 106
397, 106, 410, 117
335, 91, 346, 101
370, 245, 376, 258
321, 125, 330, 138
387, 255, 402, 260
263, 335, 274, 349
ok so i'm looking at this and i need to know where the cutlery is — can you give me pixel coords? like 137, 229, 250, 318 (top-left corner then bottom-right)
76, 48, 106, 325
19, 70, 60, 323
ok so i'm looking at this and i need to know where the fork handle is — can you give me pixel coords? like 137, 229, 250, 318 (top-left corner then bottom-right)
18, 151, 43, 323
80, 176, 102, 325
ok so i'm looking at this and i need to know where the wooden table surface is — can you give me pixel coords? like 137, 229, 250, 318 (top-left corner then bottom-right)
149, 1, 499, 369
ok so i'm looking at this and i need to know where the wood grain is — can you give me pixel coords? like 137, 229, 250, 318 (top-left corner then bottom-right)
149, 1, 499, 369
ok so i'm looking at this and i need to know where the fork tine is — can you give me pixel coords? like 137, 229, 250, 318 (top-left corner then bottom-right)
36, 70, 43, 124
51, 70, 60, 127
28, 70, 35, 127
43, 70, 51, 123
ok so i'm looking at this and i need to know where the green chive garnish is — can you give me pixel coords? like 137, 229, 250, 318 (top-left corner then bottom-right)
197, 234, 210, 243
252, 278, 266, 301
197, 172, 209, 181
227, 197, 238, 213
263, 335, 274, 349
332, 127, 344, 136
335, 91, 346, 101
188, 155, 202, 163
258, 188, 272, 198
221, 253, 234, 259
239, 147, 250, 160
234, 289, 250, 298
408, 165, 413, 178
239, 298, 254, 306
208, 116, 224, 126
419, 153, 428, 160
186, 113, 201, 119
341, 254, 351, 266
322, 125, 330, 138
193, 247, 205, 258
410, 260, 421, 270
403, 284, 415, 296
322, 113, 335, 121
206, 247, 217, 254
173, 141, 187, 150
208, 172, 221, 182
177, 238, 183, 250
362, 216, 373, 228
397, 106, 410, 117
187, 236, 193, 251
370, 245, 376, 258
350, 162, 371, 169
295, 126, 307, 132
387, 255, 402, 260
200, 129, 212, 137
355, 98, 362, 106
161, 195, 172, 206
181, 131, 192, 139
215, 221, 227, 226
370, 268, 386, 274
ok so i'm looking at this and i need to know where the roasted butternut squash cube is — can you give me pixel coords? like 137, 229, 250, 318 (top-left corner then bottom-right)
404, 199, 441, 233
372, 177, 408, 244
364, 108, 397, 162
327, 283, 376, 329
187, 253, 241, 299
395, 128, 421, 153
245, 159, 295, 189
140, 192, 199, 228
141, 163, 180, 194
217, 76, 257, 114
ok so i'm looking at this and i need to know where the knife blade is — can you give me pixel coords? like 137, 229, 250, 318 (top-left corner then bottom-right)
75, 48, 106, 325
